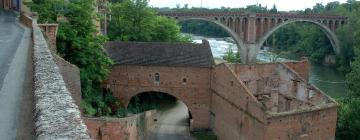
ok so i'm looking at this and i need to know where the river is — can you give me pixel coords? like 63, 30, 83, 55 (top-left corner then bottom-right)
188, 34, 347, 98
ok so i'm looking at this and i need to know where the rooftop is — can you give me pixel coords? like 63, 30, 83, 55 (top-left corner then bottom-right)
105, 40, 215, 68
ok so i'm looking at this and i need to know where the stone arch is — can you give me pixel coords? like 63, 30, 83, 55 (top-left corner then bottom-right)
256, 19, 340, 61
124, 89, 192, 111
124, 89, 198, 128
175, 17, 247, 62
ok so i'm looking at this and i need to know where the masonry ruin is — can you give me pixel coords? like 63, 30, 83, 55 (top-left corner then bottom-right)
98, 40, 338, 140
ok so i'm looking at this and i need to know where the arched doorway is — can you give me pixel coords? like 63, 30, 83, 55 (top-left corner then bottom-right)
128, 91, 194, 140
177, 18, 246, 63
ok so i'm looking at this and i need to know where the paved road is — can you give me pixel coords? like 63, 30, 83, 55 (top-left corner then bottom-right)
0, 10, 32, 140
147, 101, 195, 140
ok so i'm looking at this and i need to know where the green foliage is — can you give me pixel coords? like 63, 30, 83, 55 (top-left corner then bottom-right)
29, 0, 113, 117
336, 98, 360, 140
265, 23, 334, 64
108, 0, 190, 42
180, 20, 229, 38
336, 2, 360, 139
222, 49, 241, 63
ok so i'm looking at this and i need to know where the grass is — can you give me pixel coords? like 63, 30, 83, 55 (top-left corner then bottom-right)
191, 130, 217, 140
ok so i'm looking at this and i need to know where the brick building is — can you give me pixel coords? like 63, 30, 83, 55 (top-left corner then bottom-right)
102, 41, 338, 140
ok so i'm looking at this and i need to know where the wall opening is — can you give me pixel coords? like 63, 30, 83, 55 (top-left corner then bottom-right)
128, 91, 193, 138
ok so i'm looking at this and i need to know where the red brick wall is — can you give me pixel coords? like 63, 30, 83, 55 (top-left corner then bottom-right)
210, 64, 266, 140
38, 24, 58, 52
104, 65, 211, 129
84, 110, 157, 140
228, 63, 279, 95
284, 59, 310, 81
53, 55, 82, 106
264, 107, 337, 140
20, 12, 33, 28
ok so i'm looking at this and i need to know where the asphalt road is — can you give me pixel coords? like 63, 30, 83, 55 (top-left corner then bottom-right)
0, 10, 32, 140
147, 101, 195, 140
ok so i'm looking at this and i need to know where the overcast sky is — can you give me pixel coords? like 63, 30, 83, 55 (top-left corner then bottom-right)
149, 0, 348, 11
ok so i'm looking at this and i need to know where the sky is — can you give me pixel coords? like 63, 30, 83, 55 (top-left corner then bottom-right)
148, 0, 348, 11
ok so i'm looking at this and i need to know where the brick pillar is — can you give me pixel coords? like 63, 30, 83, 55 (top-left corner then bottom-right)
38, 24, 58, 53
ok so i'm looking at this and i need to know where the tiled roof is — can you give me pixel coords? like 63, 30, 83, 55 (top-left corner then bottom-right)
105, 40, 215, 68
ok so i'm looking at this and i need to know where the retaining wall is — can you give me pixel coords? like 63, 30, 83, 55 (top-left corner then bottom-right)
25, 13, 90, 139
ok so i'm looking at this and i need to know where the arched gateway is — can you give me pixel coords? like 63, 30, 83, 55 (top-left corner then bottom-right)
102, 41, 214, 129
159, 12, 347, 63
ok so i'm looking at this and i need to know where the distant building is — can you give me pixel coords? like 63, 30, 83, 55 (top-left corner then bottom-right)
0, 0, 20, 11
100, 40, 338, 140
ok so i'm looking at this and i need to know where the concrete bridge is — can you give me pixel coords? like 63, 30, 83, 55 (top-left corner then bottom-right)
159, 12, 348, 63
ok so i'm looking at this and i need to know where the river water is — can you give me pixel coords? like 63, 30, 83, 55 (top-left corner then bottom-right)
188, 34, 347, 98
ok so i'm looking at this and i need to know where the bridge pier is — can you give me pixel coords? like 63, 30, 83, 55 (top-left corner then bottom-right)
240, 43, 261, 64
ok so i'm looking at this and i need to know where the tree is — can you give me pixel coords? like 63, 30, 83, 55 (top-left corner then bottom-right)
108, 0, 190, 42
222, 49, 241, 63
29, 0, 113, 116
336, 98, 360, 140
269, 4, 277, 13
336, 5, 360, 139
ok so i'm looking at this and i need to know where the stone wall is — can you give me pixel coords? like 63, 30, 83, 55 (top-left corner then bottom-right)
210, 63, 266, 140
31, 15, 90, 139
36, 22, 82, 107
103, 65, 211, 129
84, 110, 157, 140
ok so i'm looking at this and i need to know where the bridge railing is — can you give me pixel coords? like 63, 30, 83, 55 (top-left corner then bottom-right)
21, 12, 91, 139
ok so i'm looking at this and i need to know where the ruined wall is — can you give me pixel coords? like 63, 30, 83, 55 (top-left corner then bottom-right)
264, 107, 337, 140
228, 63, 279, 95
210, 64, 266, 140
104, 65, 211, 129
84, 110, 156, 140
283, 59, 310, 81
277, 63, 331, 105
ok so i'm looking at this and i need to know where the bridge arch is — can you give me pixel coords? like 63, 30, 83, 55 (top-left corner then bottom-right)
175, 17, 247, 62
256, 19, 340, 60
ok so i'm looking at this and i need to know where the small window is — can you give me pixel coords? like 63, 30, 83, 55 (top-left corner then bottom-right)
183, 78, 187, 83
154, 73, 160, 82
